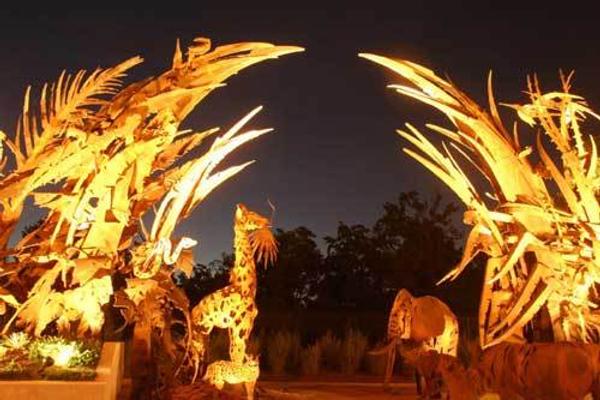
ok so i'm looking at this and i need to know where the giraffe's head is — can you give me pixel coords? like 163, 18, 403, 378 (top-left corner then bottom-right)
235, 203, 278, 266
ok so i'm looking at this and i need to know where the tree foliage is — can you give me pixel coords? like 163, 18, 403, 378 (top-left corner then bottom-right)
186, 192, 481, 321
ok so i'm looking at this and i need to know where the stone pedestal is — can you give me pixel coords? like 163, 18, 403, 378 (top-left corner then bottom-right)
0, 342, 124, 400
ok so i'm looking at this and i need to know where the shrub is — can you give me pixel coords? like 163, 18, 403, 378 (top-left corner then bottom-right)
340, 328, 368, 374
300, 342, 321, 375
364, 343, 387, 376
287, 331, 302, 373
28, 336, 100, 368
247, 335, 262, 358
0, 334, 99, 381
266, 330, 298, 375
318, 331, 342, 371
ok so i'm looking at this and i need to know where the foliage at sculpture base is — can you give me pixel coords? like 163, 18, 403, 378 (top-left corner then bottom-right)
0, 332, 100, 380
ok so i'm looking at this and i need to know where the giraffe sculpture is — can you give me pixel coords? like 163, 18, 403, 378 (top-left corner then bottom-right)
190, 203, 277, 380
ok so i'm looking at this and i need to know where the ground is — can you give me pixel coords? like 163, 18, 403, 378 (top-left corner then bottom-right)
165, 381, 418, 399
259, 381, 418, 399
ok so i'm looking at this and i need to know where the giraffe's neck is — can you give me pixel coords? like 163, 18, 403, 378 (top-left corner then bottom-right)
229, 224, 257, 298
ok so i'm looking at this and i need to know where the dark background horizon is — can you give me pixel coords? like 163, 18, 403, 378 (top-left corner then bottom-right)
2, 2, 600, 263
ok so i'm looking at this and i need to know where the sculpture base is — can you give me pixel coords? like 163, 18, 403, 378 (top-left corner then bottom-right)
0, 342, 124, 400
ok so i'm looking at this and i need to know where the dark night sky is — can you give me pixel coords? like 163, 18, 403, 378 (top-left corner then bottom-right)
2, 2, 600, 263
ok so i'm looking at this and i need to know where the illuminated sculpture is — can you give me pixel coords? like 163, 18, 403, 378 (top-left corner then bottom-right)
0, 35, 301, 371
361, 54, 600, 348
407, 350, 482, 399
415, 343, 600, 400
377, 289, 458, 391
203, 355, 260, 400
191, 204, 277, 383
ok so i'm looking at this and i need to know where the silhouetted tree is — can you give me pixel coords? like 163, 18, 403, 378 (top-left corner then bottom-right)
373, 191, 461, 295
178, 252, 231, 305
185, 192, 481, 324
257, 227, 323, 310
372, 192, 481, 315
316, 223, 385, 309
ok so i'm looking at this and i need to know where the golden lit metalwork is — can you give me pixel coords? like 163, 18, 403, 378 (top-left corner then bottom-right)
414, 343, 600, 400
0, 36, 301, 352
190, 204, 277, 385
203, 355, 260, 400
362, 54, 600, 348
378, 289, 458, 388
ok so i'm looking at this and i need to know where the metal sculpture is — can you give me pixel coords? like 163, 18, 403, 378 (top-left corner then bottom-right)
361, 54, 600, 348
191, 204, 277, 384
377, 289, 458, 392
203, 355, 260, 400
0, 35, 301, 378
416, 343, 600, 400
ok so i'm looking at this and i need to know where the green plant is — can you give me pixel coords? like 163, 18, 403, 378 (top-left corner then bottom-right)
341, 328, 368, 374
27, 336, 100, 368
0, 334, 101, 380
300, 342, 321, 375
318, 330, 342, 371
3, 332, 30, 350
0, 359, 28, 379
70, 343, 101, 368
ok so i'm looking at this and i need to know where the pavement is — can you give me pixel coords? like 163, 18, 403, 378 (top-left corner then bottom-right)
259, 381, 419, 399
120, 378, 420, 399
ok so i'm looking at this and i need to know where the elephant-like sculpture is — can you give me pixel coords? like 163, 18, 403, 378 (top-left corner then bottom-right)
377, 289, 459, 393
